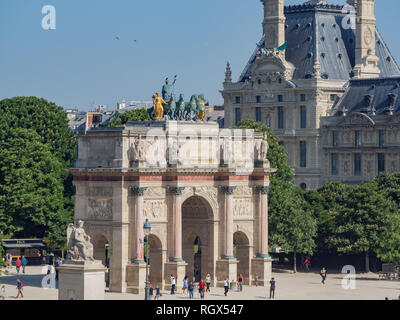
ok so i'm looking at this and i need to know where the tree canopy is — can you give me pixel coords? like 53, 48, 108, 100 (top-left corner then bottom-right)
236, 120, 317, 271
109, 108, 152, 127
0, 97, 76, 249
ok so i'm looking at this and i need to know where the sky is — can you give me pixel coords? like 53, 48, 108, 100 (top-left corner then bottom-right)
1, 0, 399, 111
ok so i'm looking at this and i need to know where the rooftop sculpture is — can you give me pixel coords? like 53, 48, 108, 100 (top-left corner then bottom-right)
151, 76, 207, 121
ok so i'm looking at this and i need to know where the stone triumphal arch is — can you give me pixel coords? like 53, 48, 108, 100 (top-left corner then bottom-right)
69, 121, 275, 293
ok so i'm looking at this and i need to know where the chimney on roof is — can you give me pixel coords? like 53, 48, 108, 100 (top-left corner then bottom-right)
260, 0, 286, 50
351, 0, 380, 79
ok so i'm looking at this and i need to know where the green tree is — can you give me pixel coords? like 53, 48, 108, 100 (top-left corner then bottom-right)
0, 128, 71, 247
0, 97, 76, 166
315, 182, 352, 255
236, 120, 316, 271
109, 108, 152, 127
373, 172, 400, 205
321, 182, 399, 272
269, 187, 317, 272
0, 97, 76, 249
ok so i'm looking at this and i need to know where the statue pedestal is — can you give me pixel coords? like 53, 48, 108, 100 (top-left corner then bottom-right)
251, 257, 273, 286
216, 258, 238, 287
57, 260, 107, 300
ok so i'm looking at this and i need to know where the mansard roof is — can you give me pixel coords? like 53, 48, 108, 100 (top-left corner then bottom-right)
332, 77, 400, 117
239, 3, 400, 82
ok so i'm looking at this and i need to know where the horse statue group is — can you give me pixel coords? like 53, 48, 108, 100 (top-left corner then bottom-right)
152, 76, 207, 121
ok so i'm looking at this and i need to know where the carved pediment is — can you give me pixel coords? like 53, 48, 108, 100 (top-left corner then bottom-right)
337, 113, 375, 126
252, 53, 295, 81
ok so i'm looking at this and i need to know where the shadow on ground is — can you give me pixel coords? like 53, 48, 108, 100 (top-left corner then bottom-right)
0, 273, 58, 289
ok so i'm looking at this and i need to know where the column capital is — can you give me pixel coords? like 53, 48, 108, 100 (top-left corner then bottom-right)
132, 187, 147, 196
256, 186, 270, 194
169, 186, 185, 196
221, 186, 236, 195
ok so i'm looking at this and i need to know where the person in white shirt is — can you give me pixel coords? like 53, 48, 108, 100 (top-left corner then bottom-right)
224, 278, 229, 296
170, 275, 176, 295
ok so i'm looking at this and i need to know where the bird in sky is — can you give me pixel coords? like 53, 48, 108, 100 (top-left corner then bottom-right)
115, 36, 120, 40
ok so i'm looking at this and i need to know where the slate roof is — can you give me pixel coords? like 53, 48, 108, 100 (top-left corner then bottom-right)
239, 3, 400, 82
331, 76, 400, 116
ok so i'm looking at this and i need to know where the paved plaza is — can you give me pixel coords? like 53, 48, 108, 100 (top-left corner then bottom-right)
0, 266, 399, 300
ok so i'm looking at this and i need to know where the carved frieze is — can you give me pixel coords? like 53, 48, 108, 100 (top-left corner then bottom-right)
233, 199, 253, 217
143, 200, 166, 219
87, 198, 113, 220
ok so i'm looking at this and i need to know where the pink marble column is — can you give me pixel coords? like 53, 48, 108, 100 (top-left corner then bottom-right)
223, 186, 236, 259
258, 186, 270, 258
171, 187, 184, 261
133, 187, 147, 262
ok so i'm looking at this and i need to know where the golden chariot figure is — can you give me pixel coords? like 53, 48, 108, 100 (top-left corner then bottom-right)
152, 92, 167, 120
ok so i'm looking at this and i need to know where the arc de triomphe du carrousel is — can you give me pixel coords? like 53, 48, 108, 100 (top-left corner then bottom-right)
68, 81, 276, 294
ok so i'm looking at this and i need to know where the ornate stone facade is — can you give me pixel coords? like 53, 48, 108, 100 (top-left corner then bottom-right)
70, 121, 275, 293
221, 0, 400, 190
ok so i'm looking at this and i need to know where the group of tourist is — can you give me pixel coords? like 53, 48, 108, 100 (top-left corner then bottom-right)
15, 256, 28, 274
148, 272, 278, 300
2, 253, 28, 274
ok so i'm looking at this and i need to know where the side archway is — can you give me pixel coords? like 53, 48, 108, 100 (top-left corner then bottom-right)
92, 234, 110, 267
234, 231, 250, 285
145, 234, 163, 288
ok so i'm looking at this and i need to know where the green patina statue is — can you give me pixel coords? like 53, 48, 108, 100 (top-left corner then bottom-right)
151, 77, 206, 121
167, 94, 177, 120
186, 95, 198, 121
162, 75, 177, 101
176, 94, 186, 121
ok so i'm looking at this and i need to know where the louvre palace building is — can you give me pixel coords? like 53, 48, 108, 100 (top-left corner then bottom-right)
222, 0, 400, 189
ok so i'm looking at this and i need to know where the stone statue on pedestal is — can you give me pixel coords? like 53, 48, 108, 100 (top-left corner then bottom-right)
67, 220, 95, 262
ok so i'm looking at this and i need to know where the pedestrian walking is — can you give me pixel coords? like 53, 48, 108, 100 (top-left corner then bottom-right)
15, 257, 22, 274
320, 267, 327, 284
6, 252, 12, 269
55, 257, 61, 280
170, 274, 176, 295
238, 274, 244, 292
0, 285, 5, 300
183, 276, 188, 294
198, 280, 206, 299
16, 279, 23, 298
304, 258, 311, 272
154, 285, 161, 300
188, 281, 194, 299
21, 256, 27, 274
149, 283, 153, 297
224, 278, 229, 296
205, 274, 211, 292
255, 275, 259, 287
269, 277, 276, 299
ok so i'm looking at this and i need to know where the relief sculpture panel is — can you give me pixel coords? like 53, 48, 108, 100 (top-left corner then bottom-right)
143, 200, 166, 220
87, 198, 113, 220
233, 199, 253, 218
